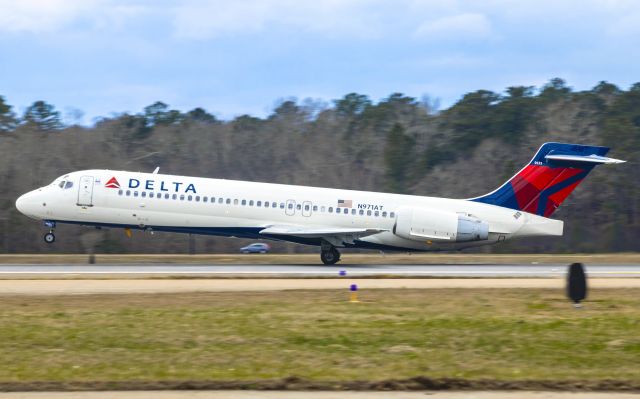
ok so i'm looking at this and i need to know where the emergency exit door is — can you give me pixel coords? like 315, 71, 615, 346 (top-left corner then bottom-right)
77, 176, 94, 206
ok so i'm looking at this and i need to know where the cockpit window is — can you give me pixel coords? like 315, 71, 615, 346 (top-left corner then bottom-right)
52, 175, 70, 187
64, 181, 74, 189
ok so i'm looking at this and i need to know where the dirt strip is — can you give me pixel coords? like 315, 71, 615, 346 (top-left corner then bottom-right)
0, 377, 639, 392
0, 278, 639, 295
1, 392, 639, 399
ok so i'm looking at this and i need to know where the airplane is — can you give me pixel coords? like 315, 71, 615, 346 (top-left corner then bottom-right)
15, 142, 624, 265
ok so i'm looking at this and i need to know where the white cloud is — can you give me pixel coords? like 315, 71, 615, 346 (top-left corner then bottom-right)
0, 0, 99, 33
414, 13, 493, 40
91, 4, 150, 32
171, 0, 381, 39
607, 11, 640, 37
410, 54, 490, 68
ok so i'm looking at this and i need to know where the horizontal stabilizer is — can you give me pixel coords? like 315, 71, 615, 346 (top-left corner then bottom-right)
545, 153, 626, 164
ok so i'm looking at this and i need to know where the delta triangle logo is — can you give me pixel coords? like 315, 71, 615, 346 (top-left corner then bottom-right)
105, 177, 120, 189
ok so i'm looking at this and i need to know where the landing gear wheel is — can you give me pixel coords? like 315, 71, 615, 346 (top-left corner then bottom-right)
321, 247, 341, 265
44, 232, 56, 244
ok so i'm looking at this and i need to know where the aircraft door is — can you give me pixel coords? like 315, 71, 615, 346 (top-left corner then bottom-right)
302, 201, 312, 217
285, 199, 296, 216
77, 176, 94, 207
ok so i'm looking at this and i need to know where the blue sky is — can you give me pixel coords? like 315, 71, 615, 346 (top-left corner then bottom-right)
1, 0, 640, 124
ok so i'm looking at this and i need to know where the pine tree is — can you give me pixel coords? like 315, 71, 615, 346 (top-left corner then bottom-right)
0, 96, 17, 132
384, 123, 414, 193
23, 101, 63, 130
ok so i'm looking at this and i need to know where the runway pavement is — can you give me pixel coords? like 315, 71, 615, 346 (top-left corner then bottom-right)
1, 263, 638, 295
1, 263, 640, 277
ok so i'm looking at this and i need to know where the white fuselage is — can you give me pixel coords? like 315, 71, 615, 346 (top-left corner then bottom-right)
16, 169, 563, 252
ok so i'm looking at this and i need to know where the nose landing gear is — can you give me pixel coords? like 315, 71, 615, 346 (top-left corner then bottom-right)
44, 231, 56, 244
43, 220, 56, 244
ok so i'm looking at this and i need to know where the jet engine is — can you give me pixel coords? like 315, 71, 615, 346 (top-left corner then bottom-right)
393, 207, 489, 243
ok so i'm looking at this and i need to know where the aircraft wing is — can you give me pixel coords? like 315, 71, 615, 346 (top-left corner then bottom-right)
259, 225, 387, 247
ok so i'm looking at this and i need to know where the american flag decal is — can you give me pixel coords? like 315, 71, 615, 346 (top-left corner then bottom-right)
338, 199, 352, 208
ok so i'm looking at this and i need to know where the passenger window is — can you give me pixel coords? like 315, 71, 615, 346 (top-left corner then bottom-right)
249, 200, 254, 206
118, 190, 123, 196
382, 211, 387, 217
288, 203, 294, 209
126, 190, 131, 196
313, 205, 318, 211
195, 196, 200, 202
296, 204, 301, 210
273, 202, 278, 208
141, 192, 146, 198
344, 208, 348, 214
257, 201, 262, 207
203, 197, 207, 203
328, 207, 333, 213
149, 192, 154, 198
390, 212, 395, 218
241, 200, 246, 206
188, 195, 193, 201
134, 191, 139, 197
359, 209, 364, 215
165, 193, 170, 199
172, 194, 177, 200
220, 198, 224, 204
367, 210, 372, 216
351, 209, 356, 215
180, 195, 185, 201
321, 206, 325, 212
280, 203, 285, 209
226, 198, 231, 204
305, 205, 310, 211
234, 199, 238, 205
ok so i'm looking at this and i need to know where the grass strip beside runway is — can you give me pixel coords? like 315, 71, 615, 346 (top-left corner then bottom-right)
0, 289, 639, 387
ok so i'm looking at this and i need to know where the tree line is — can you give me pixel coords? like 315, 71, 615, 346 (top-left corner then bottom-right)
0, 78, 638, 253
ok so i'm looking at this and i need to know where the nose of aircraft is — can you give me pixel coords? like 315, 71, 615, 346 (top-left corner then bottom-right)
15, 193, 28, 215
15, 190, 42, 219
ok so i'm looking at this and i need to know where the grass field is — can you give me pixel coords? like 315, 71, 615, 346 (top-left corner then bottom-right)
1, 253, 639, 264
1, 288, 639, 387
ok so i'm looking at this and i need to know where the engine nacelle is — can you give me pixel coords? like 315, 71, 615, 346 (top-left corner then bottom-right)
393, 207, 489, 243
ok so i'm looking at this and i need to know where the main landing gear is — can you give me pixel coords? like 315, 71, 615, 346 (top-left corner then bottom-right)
320, 241, 341, 265
43, 220, 56, 244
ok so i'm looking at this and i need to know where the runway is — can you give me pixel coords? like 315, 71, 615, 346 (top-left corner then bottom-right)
1, 263, 639, 277
1, 263, 638, 295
